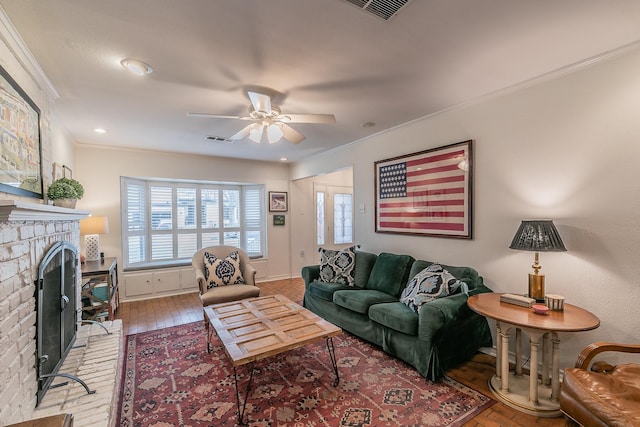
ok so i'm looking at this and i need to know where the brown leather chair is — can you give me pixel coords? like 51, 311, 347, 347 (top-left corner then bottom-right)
192, 246, 260, 351
560, 342, 640, 426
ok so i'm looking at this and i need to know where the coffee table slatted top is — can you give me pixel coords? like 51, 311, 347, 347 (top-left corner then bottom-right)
204, 294, 342, 366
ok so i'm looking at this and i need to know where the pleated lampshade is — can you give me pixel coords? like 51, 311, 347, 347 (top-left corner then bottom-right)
509, 220, 566, 252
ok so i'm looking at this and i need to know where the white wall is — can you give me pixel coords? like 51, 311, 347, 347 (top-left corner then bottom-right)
74, 145, 294, 295
292, 46, 640, 370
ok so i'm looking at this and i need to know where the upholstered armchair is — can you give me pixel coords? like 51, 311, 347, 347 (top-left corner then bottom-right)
560, 341, 640, 426
192, 246, 260, 351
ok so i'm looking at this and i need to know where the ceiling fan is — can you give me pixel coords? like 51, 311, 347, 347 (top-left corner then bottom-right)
189, 91, 335, 144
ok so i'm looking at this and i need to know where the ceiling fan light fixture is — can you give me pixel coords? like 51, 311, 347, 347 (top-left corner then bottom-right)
188, 89, 334, 145
267, 123, 284, 144
120, 58, 153, 76
248, 123, 264, 143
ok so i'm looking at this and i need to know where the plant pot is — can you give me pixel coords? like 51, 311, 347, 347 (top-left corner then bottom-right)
53, 198, 77, 209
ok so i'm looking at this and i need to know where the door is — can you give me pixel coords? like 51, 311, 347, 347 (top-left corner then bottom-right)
314, 183, 354, 264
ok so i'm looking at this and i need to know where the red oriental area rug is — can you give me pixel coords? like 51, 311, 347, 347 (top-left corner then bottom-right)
117, 322, 494, 427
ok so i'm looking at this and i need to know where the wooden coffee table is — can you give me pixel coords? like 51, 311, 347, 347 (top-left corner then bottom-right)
203, 294, 342, 425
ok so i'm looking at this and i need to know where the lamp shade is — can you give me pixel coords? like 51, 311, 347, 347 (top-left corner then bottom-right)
509, 220, 566, 252
248, 123, 264, 143
80, 216, 110, 235
267, 123, 283, 143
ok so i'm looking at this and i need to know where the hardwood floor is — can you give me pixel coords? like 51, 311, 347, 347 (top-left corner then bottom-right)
115, 278, 565, 427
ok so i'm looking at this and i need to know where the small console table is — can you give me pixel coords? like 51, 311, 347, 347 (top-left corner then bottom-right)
81, 257, 118, 321
467, 293, 599, 417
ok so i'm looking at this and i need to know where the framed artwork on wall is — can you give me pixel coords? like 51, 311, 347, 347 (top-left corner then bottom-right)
374, 140, 473, 239
0, 64, 43, 198
269, 191, 288, 212
273, 214, 285, 226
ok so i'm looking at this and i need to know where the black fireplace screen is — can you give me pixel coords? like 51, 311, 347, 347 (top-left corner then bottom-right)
36, 241, 78, 405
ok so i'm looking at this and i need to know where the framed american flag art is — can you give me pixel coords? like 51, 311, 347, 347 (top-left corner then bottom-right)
374, 140, 472, 239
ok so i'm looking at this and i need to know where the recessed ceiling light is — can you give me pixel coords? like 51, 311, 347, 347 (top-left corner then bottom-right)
120, 59, 153, 76
362, 121, 376, 128
94, 128, 107, 134
280, 157, 288, 162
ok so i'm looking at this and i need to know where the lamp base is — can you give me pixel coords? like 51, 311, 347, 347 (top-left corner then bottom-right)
85, 234, 100, 262
528, 273, 545, 302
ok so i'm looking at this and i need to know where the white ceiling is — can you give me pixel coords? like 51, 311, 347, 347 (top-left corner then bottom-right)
2, 0, 640, 163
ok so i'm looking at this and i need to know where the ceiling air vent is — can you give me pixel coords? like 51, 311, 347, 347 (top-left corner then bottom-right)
206, 136, 233, 143
343, 0, 412, 21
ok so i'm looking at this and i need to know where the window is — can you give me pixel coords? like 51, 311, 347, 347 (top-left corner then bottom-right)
333, 193, 353, 244
121, 177, 265, 269
316, 191, 325, 245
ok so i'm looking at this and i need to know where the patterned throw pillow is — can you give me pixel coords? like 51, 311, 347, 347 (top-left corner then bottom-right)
399, 264, 467, 314
318, 246, 357, 286
203, 251, 246, 290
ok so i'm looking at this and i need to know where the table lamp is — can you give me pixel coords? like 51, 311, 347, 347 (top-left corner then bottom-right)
80, 215, 110, 262
509, 220, 566, 302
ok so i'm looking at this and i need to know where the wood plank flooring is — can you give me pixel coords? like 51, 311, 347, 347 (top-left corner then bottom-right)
115, 278, 565, 427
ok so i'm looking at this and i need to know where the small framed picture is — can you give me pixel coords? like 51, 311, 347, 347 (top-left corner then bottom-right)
269, 191, 288, 212
273, 215, 285, 226
52, 163, 64, 181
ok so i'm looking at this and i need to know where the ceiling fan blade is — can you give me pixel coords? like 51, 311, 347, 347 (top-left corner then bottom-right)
248, 91, 272, 114
228, 124, 254, 141
281, 123, 306, 144
187, 112, 253, 120
279, 113, 336, 124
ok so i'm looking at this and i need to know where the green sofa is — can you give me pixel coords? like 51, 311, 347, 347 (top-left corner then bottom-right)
302, 250, 493, 381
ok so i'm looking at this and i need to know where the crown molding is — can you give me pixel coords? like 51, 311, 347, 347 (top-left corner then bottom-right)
0, 5, 59, 99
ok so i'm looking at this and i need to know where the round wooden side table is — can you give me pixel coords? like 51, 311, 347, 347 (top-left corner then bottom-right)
467, 293, 600, 417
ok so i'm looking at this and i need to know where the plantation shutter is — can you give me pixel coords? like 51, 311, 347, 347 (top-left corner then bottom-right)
149, 185, 173, 261
123, 179, 146, 265
243, 185, 263, 257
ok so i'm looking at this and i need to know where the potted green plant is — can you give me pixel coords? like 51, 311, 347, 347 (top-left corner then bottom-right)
47, 177, 85, 208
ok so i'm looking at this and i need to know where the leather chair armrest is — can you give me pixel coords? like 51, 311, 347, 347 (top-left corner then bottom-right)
575, 342, 640, 369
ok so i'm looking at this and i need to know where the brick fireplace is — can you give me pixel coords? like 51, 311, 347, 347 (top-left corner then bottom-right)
0, 200, 120, 425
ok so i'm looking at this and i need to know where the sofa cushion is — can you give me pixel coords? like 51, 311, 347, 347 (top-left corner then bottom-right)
203, 250, 245, 289
368, 302, 418, 336
354, 250, 377, 288
200, 284, 260, 306
365, 253, 415, 297
399, 264, 465, 314
308, 281, 353, 302
319, 246, 357, 286
333, 289, 397, 314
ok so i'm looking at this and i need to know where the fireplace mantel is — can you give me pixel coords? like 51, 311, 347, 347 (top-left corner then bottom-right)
0, 200, 90, 221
